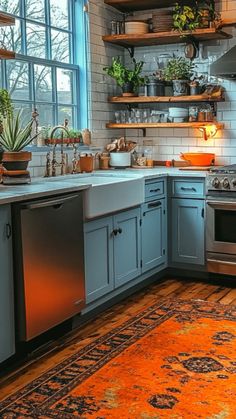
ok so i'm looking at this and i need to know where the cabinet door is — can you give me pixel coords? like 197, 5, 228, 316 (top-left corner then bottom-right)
114, 207, 141, 288
0, 205, 15, 363
84, 216, 114, 304
141, 199, 166, 273
171, 198, 205, 265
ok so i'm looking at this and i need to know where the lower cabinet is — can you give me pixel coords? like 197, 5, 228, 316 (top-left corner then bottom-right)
0, 205, 15, 363
141, 199, 167, 273
171, 198, 205, 265
84, 207, 141, 304
84, 216, 114, 304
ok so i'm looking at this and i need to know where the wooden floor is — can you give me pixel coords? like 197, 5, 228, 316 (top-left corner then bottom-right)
1, 276, 236, 402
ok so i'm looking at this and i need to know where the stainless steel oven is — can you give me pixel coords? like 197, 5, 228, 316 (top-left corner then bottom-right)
206, 164, 236, 275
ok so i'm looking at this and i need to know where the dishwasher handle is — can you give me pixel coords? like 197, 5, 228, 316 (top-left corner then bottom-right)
23, 194, 80, 210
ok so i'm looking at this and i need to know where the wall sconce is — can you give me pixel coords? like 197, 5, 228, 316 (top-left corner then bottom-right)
199, 124, 218, 141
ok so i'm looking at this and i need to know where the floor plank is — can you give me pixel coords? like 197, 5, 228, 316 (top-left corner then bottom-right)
218, 288, 236, 305
206, 286, 233, 303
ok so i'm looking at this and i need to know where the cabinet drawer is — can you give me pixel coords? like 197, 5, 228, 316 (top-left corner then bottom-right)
171, 179, 205, 198
145, 180, 164, 201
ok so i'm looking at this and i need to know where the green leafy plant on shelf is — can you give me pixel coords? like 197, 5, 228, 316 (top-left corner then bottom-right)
163, 57, 195, 96
173, 1, 218, 34
103, 57, 146, 95
173, 4, 200, 33
163, 57, 195, 81
0, 110, 36, 151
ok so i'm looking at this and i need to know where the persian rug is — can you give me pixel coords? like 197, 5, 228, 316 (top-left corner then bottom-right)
1, 299, 236, 418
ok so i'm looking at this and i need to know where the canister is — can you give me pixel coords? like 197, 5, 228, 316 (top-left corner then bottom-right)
146, 80, 164, 96
79, 155, 94, 172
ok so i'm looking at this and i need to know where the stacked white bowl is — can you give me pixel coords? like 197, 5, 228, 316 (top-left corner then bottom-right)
168, 107, 189, 122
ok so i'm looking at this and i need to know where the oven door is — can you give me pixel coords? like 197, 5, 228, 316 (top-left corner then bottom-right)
206, 199, 236, 254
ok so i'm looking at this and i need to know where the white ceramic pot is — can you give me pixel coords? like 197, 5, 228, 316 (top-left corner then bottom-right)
109, 152, 131, 168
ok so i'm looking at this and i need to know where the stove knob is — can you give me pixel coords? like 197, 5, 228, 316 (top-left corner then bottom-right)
212, 177, 220, 188
232, 179, 236, 188
222, 177, 230, 189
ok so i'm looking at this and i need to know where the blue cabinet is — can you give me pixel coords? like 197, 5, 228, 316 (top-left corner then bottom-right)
84, 216, 114, 304
141, 199, 167, 272
84, 207, 141, 303
114, 207, 141, 288
0, 205, 15, 363
171, 198, 205, 265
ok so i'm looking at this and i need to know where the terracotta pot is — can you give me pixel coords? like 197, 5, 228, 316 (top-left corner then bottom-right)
2, 151, 32, 171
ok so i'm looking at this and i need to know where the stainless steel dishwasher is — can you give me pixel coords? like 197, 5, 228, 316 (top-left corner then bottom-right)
12, 192, 85, 342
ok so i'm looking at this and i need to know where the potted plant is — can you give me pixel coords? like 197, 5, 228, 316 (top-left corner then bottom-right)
67, 128, 82, 143
103, 57, 146, 96
173, 4, 200, 34
163, 57, 195, 96
0, 89, 13, 163
0, 110, 37, 172
198, 0, 219, 27
173, 1, 218, 34
0, 89, 13, 123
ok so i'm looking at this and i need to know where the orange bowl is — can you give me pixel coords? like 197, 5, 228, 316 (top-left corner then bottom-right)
180, 152, 215, 166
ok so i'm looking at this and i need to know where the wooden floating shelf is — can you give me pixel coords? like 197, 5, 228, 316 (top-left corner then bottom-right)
104, 0, 232, 13
0, 48, 15, 59
103, 28, 232, 48
108, 95, 224, 104
104, 0, 194, 12
0, 13, 15, 27
106, 122, 224, 129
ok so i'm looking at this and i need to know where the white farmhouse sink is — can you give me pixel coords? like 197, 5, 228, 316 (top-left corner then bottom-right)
61, 175, 145, 218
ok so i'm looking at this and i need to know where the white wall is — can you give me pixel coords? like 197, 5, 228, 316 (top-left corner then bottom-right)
89, 0, 236, 166
29, 0, 236, 176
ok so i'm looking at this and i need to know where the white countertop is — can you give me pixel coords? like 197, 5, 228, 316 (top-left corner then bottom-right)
99, 167, 208, 179
0, 167, 207, 205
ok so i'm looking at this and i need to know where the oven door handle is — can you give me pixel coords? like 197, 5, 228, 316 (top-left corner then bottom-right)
206, 200, 236, 210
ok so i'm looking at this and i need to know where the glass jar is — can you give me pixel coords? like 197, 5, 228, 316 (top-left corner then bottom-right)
189, 106, 198, 122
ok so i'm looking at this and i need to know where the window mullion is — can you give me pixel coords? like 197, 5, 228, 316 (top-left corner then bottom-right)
45, 0, 51, 60
52, 66, 57, 125
68, 0, 74, 64
21, 0, 27, 55
2, 60, 7, 89
29, 62, 35, 108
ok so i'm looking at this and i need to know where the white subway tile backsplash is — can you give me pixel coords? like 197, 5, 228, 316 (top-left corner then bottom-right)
28, 0, 236, 174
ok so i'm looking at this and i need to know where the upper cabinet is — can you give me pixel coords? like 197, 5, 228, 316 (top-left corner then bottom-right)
0, 12, 16, 59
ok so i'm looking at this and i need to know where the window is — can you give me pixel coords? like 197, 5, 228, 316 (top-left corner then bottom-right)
0, 0, 87, 129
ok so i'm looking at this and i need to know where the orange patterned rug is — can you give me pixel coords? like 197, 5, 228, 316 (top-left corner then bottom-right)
1, 299, 236, 418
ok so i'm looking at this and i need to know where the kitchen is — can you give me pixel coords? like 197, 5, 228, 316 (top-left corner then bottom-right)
0, 0, 236, 417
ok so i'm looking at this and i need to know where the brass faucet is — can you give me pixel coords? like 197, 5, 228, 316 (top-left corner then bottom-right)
49, 125, 70, 176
